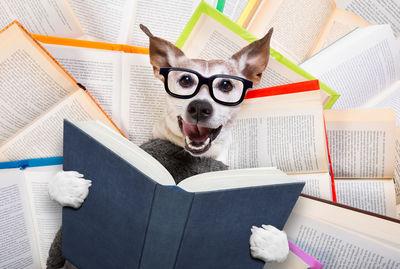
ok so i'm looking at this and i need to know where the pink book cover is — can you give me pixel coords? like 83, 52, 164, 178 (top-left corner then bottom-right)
289, 241, 323, 269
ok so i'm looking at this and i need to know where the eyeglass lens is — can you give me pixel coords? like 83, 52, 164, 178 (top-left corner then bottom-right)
212, 77, 244, 103
167, 70, 245, 103
167, 70, 199, 96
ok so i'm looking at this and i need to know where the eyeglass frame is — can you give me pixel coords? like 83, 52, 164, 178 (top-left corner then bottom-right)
159, 67, 253, 106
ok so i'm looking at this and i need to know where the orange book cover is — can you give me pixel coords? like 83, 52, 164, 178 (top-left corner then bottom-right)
244, 80, 320, 99
32, 34, 149, 54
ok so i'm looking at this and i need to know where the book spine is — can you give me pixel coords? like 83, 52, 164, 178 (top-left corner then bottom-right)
323, 117, 337, 202
139, 184, 194, 269
236, 0, 259, 28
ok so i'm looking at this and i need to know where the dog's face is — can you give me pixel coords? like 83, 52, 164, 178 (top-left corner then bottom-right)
140, 25, 273, 160
162, 59, 244, 157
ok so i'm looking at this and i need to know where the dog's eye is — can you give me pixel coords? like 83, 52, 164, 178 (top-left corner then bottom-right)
218, 80, 233, 92
179, 75, 193, 88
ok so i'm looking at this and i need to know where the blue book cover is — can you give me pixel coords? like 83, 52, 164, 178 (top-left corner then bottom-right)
62, 120, 304, 269
0, 156, 63, 170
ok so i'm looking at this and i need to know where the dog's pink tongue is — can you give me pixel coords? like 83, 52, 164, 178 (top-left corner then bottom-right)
182, 120, 210, 143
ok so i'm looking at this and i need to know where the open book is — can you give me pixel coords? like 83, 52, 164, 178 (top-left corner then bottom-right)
0, 22, 120, 162
241, 0, 369, 64
300, 24, 400, 112
0, 157, 63, 269
0, 0, 211, 46
61, 119, 304, 268
0, 0, 83, 38
324, 109, 397, 218
68, 0, 248, 47
229, 80, 335, 201
336, 0, 400, 37
68, 0, 206, 46
0, 0, 251, 47
285, 194, 400, 268
176, 1, 339, 109
33, 35, 163, 146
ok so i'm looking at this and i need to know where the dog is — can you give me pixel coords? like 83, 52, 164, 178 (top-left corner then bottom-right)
47, 25, 289, 268
141, 24, 270, 162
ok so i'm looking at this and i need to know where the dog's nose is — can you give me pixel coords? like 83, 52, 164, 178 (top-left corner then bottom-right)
187, 100, 213, 122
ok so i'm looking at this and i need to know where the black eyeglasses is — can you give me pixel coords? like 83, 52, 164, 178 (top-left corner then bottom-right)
159, 67, 253, 106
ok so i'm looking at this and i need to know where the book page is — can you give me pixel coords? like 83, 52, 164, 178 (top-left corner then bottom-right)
362, 81, 400, 125
324, 109, 396, 178
43, 43, 123, 125
179, 167, 290, 192
311, 8, 370, 55
300, 25, 400, 109
295, 196, 400, 247
120, 53, 166, 145
0, 0, 83, 37
182, 13, 307, 89
247, 0, 336, 64
0, 90, 116, 162
24, 165, 63, 268
68, 0, 135, 43
336, 0, 400, 37
206, 0, 218, 7
222, 0, 249, 22
228, 92, 329, 174
125, 0, 201, 47
264, 251, 309, 269
0, 168, 41, 269
0, 24, 78, 145
75, 121, 175, 185
285, 213, 400, 268
287, 173, 332, 201
394, 127, 400, 219
335, 179, 397, 218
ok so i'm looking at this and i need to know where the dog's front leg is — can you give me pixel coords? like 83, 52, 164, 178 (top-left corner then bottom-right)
48, 171, 92, 208
250, 225, 289, 264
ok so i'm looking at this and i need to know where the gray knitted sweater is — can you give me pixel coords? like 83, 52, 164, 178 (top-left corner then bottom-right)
47, 139, 228, 268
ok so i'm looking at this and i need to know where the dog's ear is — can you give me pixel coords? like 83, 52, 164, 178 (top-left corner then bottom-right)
140, 24, 187, 81
230, 28, 273, 85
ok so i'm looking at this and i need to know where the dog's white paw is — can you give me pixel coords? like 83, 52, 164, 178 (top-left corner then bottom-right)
249, 224, 289, 263
48, 171, 92, 208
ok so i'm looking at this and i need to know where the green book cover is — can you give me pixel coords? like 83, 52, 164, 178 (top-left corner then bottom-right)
176, 1, 340, 109
216, 0, 226, 12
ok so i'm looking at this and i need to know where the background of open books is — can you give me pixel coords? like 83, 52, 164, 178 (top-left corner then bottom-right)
1, 0, 400, 268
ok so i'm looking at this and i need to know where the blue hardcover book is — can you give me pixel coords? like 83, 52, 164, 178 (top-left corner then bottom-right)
62, 120, 305, 269
0, 157, 63, 268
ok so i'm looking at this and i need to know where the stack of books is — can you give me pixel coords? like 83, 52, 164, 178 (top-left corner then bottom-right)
0, 0, 400, 268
